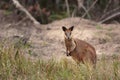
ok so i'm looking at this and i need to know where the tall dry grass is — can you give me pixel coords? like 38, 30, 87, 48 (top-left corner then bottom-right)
0, 40, 120, 80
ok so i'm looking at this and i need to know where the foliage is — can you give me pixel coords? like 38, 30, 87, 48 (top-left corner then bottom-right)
49, 12, 68, 21
0, 0, 120, 24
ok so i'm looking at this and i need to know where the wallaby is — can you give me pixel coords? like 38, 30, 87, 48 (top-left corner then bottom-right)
62, 26, 97, 66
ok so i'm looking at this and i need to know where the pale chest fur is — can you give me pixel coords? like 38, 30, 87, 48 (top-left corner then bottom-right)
65, 38, 76, 53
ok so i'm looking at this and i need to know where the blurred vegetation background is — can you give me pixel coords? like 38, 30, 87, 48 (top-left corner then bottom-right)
0, 0, 120, 24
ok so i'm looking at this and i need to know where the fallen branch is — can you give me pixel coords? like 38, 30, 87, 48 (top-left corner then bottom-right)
100, 7, 120, 20
79, 4, 91, 18
99, 12, 120, 23
82, 0, 98, 18
103, 0, 112, 13
12, 0, 40, 25
77, 0, 91, 18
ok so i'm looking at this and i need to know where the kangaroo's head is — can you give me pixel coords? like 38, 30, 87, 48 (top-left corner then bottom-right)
62, 26, 74, 40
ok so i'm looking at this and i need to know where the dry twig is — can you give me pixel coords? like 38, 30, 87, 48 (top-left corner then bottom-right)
99, 12, 120, 23
12, 0, 40, 25
100, 7, 120, 20
82, 0, 98, 18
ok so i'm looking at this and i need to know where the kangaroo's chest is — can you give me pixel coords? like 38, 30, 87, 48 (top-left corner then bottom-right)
65, 39, 76, 52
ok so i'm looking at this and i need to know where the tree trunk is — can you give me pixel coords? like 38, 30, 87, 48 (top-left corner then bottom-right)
12, 0, 40, 25
77, 0, 84, 10
65, 0, 70, 17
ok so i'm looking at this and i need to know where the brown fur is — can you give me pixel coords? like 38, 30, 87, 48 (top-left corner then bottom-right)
62, 26, 97, 66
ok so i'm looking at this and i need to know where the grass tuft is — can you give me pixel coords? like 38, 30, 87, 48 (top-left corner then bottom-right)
0, 40, 120, 80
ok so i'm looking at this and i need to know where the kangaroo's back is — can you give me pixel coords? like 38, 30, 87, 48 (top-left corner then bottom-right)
70, 38, 97, 65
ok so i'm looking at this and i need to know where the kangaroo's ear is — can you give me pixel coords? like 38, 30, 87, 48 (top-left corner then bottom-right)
69, 26, 74, 31
62, 26, 67, 31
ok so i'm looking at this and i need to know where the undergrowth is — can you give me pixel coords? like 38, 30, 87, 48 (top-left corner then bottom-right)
0, 40, 120, 80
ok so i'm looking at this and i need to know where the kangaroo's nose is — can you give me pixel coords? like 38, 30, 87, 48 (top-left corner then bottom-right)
68, 37, 71, 40
67, 54, 69, 56
67, 54, 70, 56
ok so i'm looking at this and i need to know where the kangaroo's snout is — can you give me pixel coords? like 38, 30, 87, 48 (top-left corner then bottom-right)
66, 52, 71, 56
64, 51, 71, 56
65, 32, 71, 39
62, 26, 74, 40
66, 54, 69, 56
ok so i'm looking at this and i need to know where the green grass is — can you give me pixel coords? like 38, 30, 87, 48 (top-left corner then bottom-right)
95, 24, 103, 30
0, 41, 120, 80
3, 10, 12, 16
49, 12, 68, 21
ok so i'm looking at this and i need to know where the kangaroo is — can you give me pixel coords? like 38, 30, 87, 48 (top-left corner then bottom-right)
62, 26, 97, 66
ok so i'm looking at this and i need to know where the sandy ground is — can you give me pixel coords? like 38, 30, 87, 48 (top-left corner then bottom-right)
0, 10, 120, 61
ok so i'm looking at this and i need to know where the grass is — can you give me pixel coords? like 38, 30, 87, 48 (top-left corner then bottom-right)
3, 10, 12, 16
95, 24, 103, 30
49, 12, 68, 21
0, 41, 120, 80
